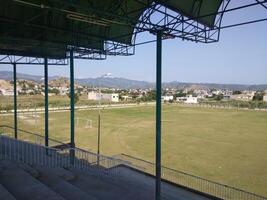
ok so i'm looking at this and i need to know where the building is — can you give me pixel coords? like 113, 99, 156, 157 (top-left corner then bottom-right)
121, 95, 132, 101
102, 93, 119, 102
176, 97, 187, 102
230, 94, 254, 101
185, 95, 198, 104
176, 95, 198, 104
59, 87, 69, 96
88, 91, 119, 102
161, 95, 174, 102
263, 95, 267, 102
88, 91, 100, 101
0, 89, 16, 96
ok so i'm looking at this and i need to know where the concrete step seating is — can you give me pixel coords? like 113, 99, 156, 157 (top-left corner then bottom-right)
0, 160, 65, 200
0, 159, 213, 200
0, 183, 16, 200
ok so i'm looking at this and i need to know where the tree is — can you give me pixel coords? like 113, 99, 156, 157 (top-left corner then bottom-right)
233, 90, 242, 95
49, 88, 60, 95
175, 92, 187, 98
214, 94, 223, 101
67, 92, 80, 104
253, 92, 264, 101
146, 90, 156, 101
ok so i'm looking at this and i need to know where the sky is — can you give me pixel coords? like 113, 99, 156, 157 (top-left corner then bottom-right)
0, 1, 266, 84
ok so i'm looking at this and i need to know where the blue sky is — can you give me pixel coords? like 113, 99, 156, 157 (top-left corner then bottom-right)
0, 1, 266, 84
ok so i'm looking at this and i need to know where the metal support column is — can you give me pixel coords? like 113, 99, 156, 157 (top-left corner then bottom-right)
155, 30, 162, 200
44, 58, 49, 147
13, 63, 17, 139
97, 99, 101, 165
70, 49, 75, 164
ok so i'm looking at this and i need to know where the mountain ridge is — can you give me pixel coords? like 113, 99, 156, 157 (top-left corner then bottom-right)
0, 71, 266, 91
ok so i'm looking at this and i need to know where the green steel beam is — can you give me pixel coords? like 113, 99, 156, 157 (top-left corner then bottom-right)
70, 48, 75, 164
13, 63, 17, 139
44, 58, 49, 147
155, 30, 162, 200
97, 103, 101, 166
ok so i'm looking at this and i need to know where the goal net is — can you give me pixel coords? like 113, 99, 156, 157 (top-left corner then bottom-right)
76, 118, 93, 129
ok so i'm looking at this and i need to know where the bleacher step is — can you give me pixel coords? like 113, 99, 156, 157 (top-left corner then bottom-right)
110, 166, 211, 200
0, 184, 16, 200
37, 167, 97, 200
18, 163, 40, 178
69, 169, 136, 200
0, 161, 65, 200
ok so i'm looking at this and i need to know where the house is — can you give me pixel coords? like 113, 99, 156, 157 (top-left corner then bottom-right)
88, 91, 119, 102
161, 95, 174, 102
176, 97, 187, 102
263, 95, 267, 102
102, 93, 119, 102
176, 95, 198, 104
212, 90, 223, 95
0, 89, 16, 96
59, 87, 69, 95
185, 95, 198, 104
121, 95, 132, 101
230, 94, 254, 101
88, 91, 100, 101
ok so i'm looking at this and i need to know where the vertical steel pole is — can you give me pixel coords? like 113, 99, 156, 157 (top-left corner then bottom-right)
70, 49, 75, 164
97, 91, 101, 165
155, 30, 162, 200
44, 58, 49, 147
13, 63, 17, 139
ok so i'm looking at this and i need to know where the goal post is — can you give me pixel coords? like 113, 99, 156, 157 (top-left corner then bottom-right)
76, 117, 93, 129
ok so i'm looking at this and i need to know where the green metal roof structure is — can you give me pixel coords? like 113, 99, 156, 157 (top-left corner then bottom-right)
0, 0, 228, 60
159, 0, 223, 27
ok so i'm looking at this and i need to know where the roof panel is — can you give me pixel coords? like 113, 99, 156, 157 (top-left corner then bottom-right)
157, 0, 223, 27
0, 0, 223, 59
0, 36, 67, 59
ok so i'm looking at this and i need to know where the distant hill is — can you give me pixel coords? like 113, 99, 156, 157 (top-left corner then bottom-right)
49, 77, 70, 87
162, 81, 267, 91
0, 71, 44, 83
0, 79, 13, 90
0, 71, 266, 91
77, 77, 153, 89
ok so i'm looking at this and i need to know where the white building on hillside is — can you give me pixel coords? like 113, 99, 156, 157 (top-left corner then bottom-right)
230, 94, 253, 101
88, 91, 119, 102
121, 95, 132, 101
88, 91, 100, 101
59, 87, 68, 95
176, 95, 198, 104
161, 95, 174, 101
185, 95, 198, 104
0, 89, 17, 96
176, 97, 187, 102
263, 95, 267, 102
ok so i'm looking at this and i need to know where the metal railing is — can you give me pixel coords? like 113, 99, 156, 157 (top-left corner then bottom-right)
0, 135, 127, 178
0, 126, 266, 200
115, 154, 267, 200
0, 125, 65, 147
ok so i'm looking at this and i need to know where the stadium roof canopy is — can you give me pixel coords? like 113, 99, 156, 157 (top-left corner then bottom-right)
0, 0, 226, 59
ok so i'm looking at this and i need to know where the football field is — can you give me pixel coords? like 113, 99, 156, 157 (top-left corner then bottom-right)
1, 104, 267, 196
